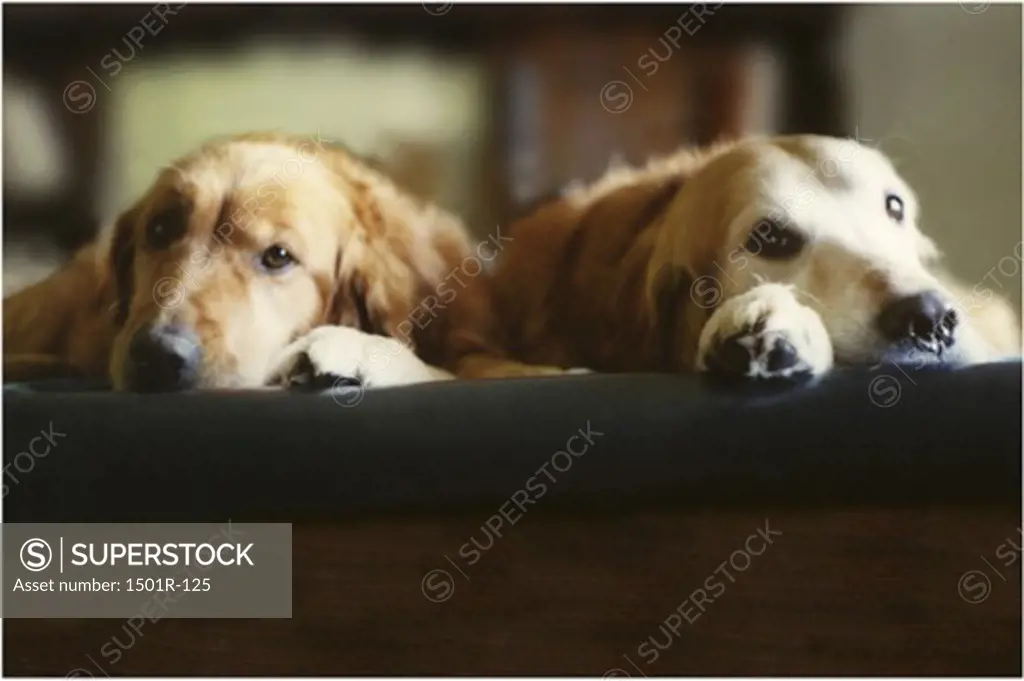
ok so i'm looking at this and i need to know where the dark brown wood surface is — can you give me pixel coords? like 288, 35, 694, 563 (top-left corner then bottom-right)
5, 505, 1020, 675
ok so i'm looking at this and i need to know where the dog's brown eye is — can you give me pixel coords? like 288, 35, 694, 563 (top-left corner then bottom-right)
146, 206, 187, 250
260, 244, 295, 271
744, 219, 806, 260
886, 194, 905, 222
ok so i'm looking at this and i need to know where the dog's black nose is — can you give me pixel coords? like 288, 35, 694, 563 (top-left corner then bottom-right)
125, 324, 202, 392
877, 291, 958, 352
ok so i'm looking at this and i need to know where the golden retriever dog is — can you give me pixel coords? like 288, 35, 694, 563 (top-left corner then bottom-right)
3, 131, 544, 392
488, 135, 1021, 381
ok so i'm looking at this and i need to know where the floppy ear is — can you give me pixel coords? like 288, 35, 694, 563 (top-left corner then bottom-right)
322, 265, 416, 345
107, 205, 140, 326
358, 270, 421, 350
320, 183, 429, 351
645, 261, 699, 366
638, 177, 725, 369
318, 143, 476, 351
637, 177, 697, 313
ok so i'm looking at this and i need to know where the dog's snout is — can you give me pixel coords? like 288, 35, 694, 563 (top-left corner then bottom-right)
877, 291, 958, 353
125, 324, 202, 392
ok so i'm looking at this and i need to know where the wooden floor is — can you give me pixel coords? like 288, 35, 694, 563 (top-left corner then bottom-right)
5, 505, 1021, 675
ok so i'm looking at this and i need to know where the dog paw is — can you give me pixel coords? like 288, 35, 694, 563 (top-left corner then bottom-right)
270, 325, 447, 391
697, 283, 833, 382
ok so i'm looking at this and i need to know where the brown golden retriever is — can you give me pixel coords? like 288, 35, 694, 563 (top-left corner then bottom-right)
3, 131, 547, 391
488, 135, 1021, 381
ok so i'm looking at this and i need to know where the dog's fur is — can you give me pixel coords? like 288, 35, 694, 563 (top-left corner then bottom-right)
488, 135, 1021, 379
3, 131, 548, 390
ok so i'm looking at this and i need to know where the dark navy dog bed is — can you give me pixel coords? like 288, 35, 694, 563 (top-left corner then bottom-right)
5, 361, 1020, 522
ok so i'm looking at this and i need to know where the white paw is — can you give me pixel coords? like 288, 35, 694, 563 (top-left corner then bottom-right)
697, 284, 833, 382
270, 326, 449, 391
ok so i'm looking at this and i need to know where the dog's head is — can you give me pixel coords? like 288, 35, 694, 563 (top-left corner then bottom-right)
104, 132, 460, 391
649, 134, 1009, 366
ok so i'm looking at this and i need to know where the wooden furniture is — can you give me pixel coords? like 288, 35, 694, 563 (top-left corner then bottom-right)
3, 4, 847, 249
5, 510, 1021, 675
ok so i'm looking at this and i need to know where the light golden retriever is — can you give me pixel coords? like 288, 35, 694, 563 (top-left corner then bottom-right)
3, 131, 547, 391
488, 135, 1021, 381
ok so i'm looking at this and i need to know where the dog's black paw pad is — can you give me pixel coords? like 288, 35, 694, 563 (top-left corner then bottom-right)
765, 336, 800, 373
286, 353, 362, 392
706, 332, 755, 376
706, 328, 813, 384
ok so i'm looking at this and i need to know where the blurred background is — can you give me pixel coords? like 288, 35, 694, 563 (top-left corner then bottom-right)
3, 3, 1021, 310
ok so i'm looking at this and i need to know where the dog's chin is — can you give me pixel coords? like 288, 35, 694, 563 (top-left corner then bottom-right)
837, 341, 970, 370
118, 371, 266, 393
197, 372, 272, 391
